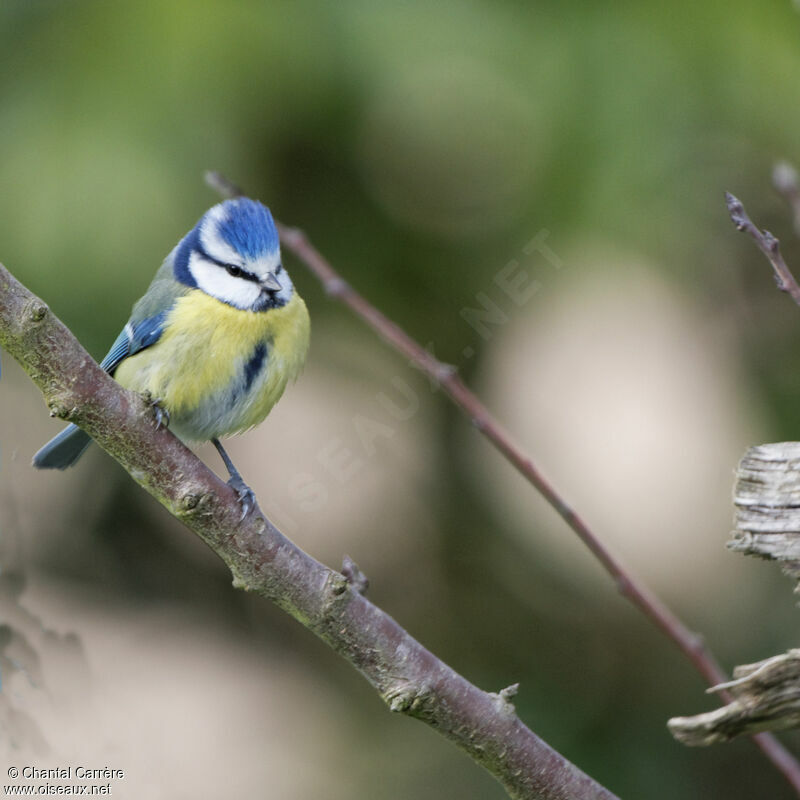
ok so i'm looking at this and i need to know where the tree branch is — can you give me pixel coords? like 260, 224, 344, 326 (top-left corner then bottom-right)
0, 262, 617, 800
725, 191, 800, 306
204, 172, 800, 794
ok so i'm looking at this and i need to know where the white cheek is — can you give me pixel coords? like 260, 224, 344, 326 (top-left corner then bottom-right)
189, 255, 261, 309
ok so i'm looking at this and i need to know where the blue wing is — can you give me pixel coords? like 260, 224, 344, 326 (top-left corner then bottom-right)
99, 311, 167, 375
34, 254, 184, 470
32, 311, 168, 470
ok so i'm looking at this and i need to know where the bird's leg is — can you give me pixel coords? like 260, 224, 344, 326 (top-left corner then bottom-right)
212, 438, 256, 520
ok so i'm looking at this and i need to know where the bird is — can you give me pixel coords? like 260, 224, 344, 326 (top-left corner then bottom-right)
32, 197, 310, 517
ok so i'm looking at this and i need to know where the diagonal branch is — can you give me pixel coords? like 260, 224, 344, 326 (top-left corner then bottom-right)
725, 191, 800, 306
204, 172, 800, 794
0, 262, 617, 800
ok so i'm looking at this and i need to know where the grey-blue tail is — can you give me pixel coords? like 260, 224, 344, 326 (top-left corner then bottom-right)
32, 424, 92, 470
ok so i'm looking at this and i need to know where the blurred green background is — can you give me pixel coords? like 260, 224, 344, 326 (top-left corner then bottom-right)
3, 0, 800, 797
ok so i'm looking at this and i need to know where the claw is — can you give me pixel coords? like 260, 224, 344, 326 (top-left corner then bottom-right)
228, 475, 256, 521
153, 403, 170, 430
144, 394, 170, 430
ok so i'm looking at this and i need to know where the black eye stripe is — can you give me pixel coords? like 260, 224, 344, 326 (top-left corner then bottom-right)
223, 263, 260, 282
193, 244, 261, 282
217, 261, 256, 282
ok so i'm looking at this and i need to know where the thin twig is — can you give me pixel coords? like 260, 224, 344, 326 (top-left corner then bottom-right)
0, 262, 617, 800
203, 171, 800, 794
726, 191, 800, 306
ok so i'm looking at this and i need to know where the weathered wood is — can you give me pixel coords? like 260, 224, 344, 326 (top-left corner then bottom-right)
669, 651, 800, 745
668, 443, 800, 746
730, 443, 800, 583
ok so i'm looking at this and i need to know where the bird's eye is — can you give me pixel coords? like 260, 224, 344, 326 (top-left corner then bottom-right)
225, 264, 243, 278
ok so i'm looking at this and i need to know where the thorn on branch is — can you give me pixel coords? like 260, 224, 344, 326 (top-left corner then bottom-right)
500, 682, 520, 699
494, 683, 519, 714
341, 554, 369, 595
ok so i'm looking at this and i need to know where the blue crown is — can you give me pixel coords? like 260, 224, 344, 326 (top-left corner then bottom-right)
217, 198, 279, 258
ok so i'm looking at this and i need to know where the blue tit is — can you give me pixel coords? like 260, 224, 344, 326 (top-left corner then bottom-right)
33, 197, 310, 516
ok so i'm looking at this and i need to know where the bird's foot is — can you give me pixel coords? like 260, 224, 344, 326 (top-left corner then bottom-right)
227, 474, 256, 521
143, 393, 170, 430
211, 438, 256, 521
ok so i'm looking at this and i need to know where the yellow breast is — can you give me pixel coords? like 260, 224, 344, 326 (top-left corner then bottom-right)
114, 290, 310, 441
